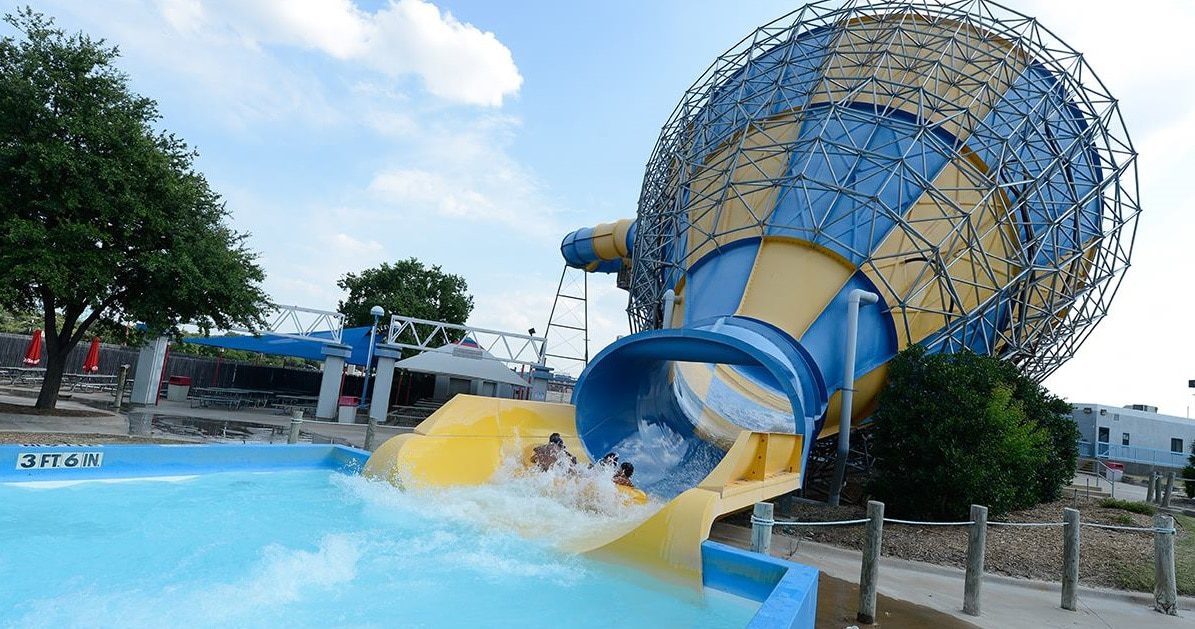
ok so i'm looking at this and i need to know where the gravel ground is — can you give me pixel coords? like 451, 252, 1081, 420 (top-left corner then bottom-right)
732, 495, 1183, 592
0, 432, 189, 445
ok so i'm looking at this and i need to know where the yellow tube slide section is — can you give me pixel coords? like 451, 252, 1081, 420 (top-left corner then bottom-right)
364, 395, 804, 577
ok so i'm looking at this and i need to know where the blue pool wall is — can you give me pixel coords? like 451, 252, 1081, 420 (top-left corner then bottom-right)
702, 540, 819, 628
0, 443, 369, 482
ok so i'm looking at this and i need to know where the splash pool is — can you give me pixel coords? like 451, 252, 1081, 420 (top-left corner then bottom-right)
0, 445, 817, 627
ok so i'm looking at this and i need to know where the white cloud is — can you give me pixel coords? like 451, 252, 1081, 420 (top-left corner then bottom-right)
364, 115, 566, 238
216, 0, 522, 106
157, 0, 204, 33
368, 169, 490, 218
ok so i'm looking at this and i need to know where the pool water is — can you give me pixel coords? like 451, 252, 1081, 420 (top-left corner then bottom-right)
0, 469, 758, 628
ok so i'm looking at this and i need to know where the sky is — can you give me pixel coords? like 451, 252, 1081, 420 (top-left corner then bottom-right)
9, 0, 1195, 415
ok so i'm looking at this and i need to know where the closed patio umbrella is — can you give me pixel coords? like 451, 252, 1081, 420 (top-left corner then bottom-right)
82, 336, 101, 373
22, 329, 42, 366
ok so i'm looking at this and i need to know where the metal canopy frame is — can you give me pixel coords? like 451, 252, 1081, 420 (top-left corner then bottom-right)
626, 0, 1139, 382
386, 315, 547, 368
232, 304, 346, 345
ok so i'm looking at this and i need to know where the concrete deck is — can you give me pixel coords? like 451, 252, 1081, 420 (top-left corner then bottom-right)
711, 523, 1192, 628
0, 393, 412, 450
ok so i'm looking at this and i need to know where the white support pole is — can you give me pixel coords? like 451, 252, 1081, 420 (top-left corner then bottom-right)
316, 344, 351, 420
129, 336, 169, 406
368, 345, 401, 423
662, 289, 677, 329
829, 289, 879, 506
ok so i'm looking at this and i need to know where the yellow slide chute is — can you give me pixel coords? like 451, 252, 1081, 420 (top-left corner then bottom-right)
364, 395, 803, 576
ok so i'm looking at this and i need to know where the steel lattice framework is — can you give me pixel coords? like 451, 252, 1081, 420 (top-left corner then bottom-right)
626, 0, 1139, 381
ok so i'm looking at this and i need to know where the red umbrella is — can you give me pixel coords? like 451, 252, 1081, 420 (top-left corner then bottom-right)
82, 336, 101, 373
22, 329, 43, 365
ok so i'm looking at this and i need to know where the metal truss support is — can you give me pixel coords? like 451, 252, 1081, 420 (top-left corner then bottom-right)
231, 304, 346, 345
385, 315, 546, 367
624, 0, 1140, 383
542, 265, 590, 378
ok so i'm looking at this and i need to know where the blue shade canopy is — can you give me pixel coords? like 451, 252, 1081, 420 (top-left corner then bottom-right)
184, 327, 376, 366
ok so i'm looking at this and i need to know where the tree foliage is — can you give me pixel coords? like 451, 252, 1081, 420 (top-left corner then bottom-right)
1184, 444, 1195, 500
0, 9, 268, 407
868, 346, 1078, 519
337, 258, 473, 332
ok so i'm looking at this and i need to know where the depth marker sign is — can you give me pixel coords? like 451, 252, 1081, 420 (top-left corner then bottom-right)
15, 451, 104, 470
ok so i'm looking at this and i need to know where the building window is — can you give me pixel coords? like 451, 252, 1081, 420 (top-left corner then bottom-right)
1122, 433, 1130, 446
1172, 438, 1184, 454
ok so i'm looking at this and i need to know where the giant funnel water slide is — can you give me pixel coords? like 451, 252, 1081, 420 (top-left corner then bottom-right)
366, 3, 1137, 577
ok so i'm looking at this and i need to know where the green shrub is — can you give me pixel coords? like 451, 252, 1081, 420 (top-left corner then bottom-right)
868, 346, 1078, 519
1098, 498, 1156, 516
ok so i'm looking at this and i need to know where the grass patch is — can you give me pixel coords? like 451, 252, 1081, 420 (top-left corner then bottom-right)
1109, 513, 1134, 526
1116, 514, 1195, 595
1098, 498, 1156, 516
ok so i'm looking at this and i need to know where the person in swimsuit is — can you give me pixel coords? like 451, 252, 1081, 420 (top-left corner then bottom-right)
612, 461, 636, 488
530, 433, 577, 471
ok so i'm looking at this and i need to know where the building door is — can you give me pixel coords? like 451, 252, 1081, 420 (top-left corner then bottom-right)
1097, 426, 1110, 457
481, 381, 496, 397
447, 378, 472, 398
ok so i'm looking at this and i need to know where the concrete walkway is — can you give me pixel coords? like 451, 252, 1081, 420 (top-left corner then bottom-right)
1072, 471, 1152, 502
0, 393, 412, 450
711, 523, 1192, 628
0, 393, 130, 435
133, 400, 412, 449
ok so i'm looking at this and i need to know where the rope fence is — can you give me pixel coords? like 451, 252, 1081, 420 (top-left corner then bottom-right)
752, 517, 1175, 533
747, 498, 1182, 622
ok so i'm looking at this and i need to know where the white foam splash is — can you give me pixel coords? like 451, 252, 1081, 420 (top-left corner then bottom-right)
3, 475, 200, 489
336, 454, 661, 552
14, 533, 363, 626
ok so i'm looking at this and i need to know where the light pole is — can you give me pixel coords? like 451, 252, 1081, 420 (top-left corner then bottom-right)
359, 305, 384, 407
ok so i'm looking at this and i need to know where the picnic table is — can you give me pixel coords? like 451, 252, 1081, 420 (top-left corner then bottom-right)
67, 373, 119, 393
187, 387, 281, 410
272, 394, 319, 415
1, 367, 45, 386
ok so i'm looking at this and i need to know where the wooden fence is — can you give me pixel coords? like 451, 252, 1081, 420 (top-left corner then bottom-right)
750, 499, 1181, 621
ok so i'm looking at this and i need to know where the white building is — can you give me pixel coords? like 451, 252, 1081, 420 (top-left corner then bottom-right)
1072, 403, 1195, 471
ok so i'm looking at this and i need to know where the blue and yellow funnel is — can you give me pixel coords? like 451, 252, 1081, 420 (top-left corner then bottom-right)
368, 1, 1136, 577
563, 6, 1134, 498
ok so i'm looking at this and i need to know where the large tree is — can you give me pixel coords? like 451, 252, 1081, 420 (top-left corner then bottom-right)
0, 9, 268, 408
337, 258, 473, 333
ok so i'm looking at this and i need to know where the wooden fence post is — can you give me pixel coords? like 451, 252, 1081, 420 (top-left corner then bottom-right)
1146, 471, 1156, 503
364, 417, 378, 451
1154, 514, 1178, 615
114, 364, 130, 411
1162, 472, 1175, 508
751, 502, 774, 555
1061, 507, 1080, 611
964, 504, 988, 616
287, 409, 303, 445
858, 500, 884, 624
